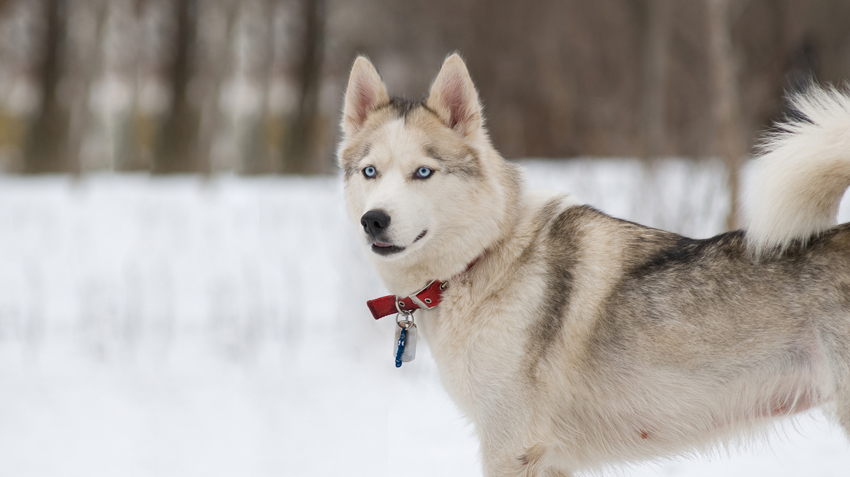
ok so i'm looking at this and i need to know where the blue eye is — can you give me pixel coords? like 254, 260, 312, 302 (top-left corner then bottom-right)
415, 167, 433, 179
363, 166, 377, 178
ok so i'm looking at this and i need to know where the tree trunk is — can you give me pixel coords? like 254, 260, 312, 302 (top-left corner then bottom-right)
24, 0, 74, 174
640, 0, 670, 161
707, 0, 746, 230
241, 0, 274, 175
282, 0, 326, 174
154, 0, 203, 174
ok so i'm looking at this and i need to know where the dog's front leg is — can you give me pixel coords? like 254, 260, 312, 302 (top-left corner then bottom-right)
481, 443, 573, 477
478, 437, 528, 477
480, 452, 528, 477
482, 456, 573, 477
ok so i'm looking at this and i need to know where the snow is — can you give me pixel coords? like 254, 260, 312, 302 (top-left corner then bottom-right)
0, 159, 848, 476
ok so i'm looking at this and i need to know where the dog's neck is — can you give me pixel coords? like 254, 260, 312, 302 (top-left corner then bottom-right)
369, 244, 486, 296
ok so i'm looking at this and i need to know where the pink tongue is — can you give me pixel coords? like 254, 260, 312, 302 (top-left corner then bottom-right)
374, 242, 392, 248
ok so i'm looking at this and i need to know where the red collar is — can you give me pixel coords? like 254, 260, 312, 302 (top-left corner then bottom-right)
366, 257, 481, 320
367, 279, 445, 320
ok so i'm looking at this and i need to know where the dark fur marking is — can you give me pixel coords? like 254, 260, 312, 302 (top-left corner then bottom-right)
625, 224, 850, 284
424, 145, 482, 178
515, 198, 563, 269
525, 204, 588, 381
425, 146, 443, 163
376, 96, 441, 122
585, 221, 850, 373
450, 148, 482, 178
340, 142, 371, 179
838, 282, 850, 313
381, 96, 460, 132
388, 97, 426, 119
627, 231, 747, 280
341, 159, 359, 179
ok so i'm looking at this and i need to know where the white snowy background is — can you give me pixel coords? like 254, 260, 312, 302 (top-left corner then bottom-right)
0, 159, 848, 476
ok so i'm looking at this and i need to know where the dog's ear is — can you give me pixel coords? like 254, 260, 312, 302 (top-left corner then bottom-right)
427, 54, 482, 137
342, 56, 389, 137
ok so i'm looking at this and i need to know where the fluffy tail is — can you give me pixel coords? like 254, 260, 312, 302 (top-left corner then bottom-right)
745, 85, 850, 255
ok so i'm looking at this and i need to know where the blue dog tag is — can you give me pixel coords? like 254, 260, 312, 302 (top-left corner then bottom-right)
394, 319, 417, 367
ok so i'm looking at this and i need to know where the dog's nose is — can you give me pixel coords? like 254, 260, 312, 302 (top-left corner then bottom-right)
361, 209, 391, 238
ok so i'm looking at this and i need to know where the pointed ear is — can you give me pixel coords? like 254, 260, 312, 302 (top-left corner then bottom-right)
426, 54, 482, 137
342, 56, 389, 137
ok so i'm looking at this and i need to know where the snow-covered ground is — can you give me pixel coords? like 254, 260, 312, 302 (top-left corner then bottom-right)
0, 159, 848, 476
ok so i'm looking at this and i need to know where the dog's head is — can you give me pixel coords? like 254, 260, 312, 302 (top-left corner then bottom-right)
338, 55, 521, 293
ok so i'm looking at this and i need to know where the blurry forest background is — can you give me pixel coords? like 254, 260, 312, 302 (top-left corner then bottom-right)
0, 0, 848, 179
3, 2, 850, 474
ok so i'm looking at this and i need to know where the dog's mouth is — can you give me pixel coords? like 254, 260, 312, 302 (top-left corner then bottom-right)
371, 242, 405, 255
370, 230, 427, 256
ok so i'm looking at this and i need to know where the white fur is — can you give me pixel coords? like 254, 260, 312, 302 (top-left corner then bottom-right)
745, 86, 850, 254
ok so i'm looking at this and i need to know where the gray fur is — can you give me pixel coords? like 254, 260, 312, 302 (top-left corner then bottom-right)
380, 96, 440, 121
340, 142, 371, 179
425, 145, 483, 178
525, 204, 584, 381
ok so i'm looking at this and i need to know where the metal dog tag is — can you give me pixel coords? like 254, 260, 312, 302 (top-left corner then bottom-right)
393, 318, 417, 367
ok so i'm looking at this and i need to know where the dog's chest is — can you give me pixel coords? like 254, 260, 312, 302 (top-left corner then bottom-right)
420, 292, 529, 417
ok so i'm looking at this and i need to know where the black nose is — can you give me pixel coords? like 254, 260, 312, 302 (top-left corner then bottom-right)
361, 209, 391, 238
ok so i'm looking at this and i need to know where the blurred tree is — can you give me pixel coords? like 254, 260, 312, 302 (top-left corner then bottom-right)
639, 0, 670, 161
2, 0, 847, 175
236, 0, 274, 175
24, 0, 74, 173
154, 0, 203, 173
71, 0, 110, 172
197, 0, 238, 173
104, 0, 142, 171
707, 0, 746, 230
281, 0, 326, 174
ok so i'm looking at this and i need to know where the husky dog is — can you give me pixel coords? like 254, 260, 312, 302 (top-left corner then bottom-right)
338, 54, 850, 476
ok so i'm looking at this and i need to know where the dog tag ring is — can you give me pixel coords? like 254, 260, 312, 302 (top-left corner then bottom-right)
394, 312, 417, 367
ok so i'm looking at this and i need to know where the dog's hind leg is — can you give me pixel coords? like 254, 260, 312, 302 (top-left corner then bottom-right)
828, 371, 850, 439
817, 317, 850, 439
831, 366, 850, 438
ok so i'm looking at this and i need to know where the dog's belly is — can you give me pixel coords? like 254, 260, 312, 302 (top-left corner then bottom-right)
549, 343, 829, 466
546, 385, 821, 468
